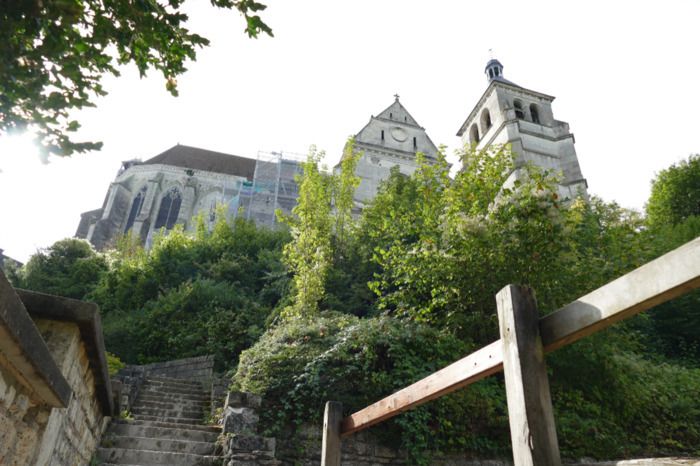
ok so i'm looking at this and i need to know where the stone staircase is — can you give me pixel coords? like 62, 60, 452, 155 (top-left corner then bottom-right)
97, 376, 222, 465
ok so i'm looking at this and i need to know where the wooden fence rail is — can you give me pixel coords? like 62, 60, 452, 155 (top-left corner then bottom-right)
322, 236, 700, 466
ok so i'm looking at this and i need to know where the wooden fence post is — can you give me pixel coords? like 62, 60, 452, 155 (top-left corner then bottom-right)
321, 401, 343, 466
496, 285, 561, 466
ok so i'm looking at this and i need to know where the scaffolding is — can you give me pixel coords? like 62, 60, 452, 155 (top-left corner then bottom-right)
240, 150, 304, 228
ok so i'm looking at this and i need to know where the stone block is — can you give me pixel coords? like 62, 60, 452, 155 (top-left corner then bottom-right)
223, 406, 259, 434
225, 391, 262, 409
227, 433, 275, 454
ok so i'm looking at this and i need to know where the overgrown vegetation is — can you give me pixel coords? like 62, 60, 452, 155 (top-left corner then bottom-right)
233, 146, 700, 463
15, 147, 700, 462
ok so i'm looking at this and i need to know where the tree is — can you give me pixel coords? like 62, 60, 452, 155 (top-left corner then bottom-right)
20, 238, 108, 299
645, 154, 700, 227
280, 147, 334, 318
0, 0, 271, 156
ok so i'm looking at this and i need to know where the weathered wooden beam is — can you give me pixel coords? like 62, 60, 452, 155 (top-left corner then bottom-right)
322, 401, 343, 466
540, 236, 700, 352
340, 340, 503, 436
497, 285, 561, 466
339, 237, 700, 437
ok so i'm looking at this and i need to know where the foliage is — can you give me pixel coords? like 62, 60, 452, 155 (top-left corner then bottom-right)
646, 154, 700, 227
234, 142, 700, 461
115, 278, 264, 368
93, 214, 289, 369
550, 336, 700, 458
280, 139, 361, 319
106, 352, 125, 376
332, 140, 362, 255
636, 215, 700, 363
234, 313, 700, 462
280, 147, 334, 318
1, 0, 271, 156
359, 145, 653, 345
233, 313, 510, 464
18, 238, 108, 299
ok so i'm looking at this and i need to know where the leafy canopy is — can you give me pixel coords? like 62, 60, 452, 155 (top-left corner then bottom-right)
18, 238, 108, 299
0, 0, 271, 156
645, 154, 700, 227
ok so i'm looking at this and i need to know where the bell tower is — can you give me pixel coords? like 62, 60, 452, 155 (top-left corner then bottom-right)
457, 59, 587, 200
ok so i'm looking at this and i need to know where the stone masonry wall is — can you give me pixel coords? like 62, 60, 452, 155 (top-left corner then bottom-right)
128, 354, 214, 382
275, 424, 698, 466
0, 320, 107, 466
0, 363, 52, 465
32, 319, 108, 466
276, 424, 511, 466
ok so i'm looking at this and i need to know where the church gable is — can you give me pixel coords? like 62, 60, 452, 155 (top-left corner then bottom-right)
375, 97, 421, 127
352, 96, 438, 160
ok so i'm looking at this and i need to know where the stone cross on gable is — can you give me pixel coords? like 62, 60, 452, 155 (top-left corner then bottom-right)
394, 93, 400, 101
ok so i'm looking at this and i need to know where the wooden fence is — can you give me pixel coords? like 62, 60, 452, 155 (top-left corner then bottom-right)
321, 236, 700, 466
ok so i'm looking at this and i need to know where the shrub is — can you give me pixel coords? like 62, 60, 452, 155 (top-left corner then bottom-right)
234, 312, 700, 462
233, 312, 510, 464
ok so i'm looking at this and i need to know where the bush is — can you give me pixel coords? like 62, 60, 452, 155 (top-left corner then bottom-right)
233, 313, 700, 462
20, 238, 108, 299
233, 312, 510, 464
550, 336, 700, 458
92, 216, 290, 369
106, 352, 126, 376
104, 279, 265, 370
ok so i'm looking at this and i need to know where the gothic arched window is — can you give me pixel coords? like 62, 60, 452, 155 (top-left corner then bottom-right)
154, 187, 182, 230
470, 124, 480, 144
124, 186, 147, 232
530, 104, 540, 124
514, 100, 525, 119
481, 109, 492, 133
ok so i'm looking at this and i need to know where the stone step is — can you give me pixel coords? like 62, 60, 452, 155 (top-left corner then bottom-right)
103, 435, 217, 455
146, 376, 204, 388
142, 382, 206, 394
227, 454, 282, 466
110, 418, 220, 434
132, 406, 205, 419
135, 390, 210, 404
97, 447, 218, 465
140, 384, 209, 397
139, 385, 210, 401
108, 420, 220, 443
132, 413, 206, 425
134, 399, 209, 411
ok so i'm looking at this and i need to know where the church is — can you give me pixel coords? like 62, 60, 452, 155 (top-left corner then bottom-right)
76, 59, 587, 249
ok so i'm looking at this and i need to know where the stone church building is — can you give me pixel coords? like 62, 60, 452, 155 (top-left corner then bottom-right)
76, 145, 302, 250
77, 59, 587, 250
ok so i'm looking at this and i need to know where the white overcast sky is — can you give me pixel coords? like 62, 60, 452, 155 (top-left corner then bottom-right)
1, 0, 699, 262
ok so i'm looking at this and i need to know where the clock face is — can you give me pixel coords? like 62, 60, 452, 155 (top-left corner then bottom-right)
391, 127, 408, 142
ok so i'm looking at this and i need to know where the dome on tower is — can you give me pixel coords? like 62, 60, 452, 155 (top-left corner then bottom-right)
485, 58, 504, 81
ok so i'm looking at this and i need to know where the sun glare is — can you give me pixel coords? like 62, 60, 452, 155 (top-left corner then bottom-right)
0, 132, 42, 174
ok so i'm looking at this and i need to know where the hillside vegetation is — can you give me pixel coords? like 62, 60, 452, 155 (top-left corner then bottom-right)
13, 145, 700, 463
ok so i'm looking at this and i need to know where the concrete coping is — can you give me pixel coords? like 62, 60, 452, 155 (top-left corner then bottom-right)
16, 288, 114, 416
0, 270, 72, 407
